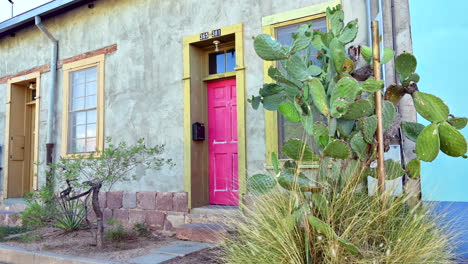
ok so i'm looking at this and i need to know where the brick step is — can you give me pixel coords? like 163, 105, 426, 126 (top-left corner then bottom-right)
175, 223, 233, 243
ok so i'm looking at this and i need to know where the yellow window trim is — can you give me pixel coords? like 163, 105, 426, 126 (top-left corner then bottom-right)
183, 24, 245, 209
262, 0, 340, 165
61, 54, 105, 158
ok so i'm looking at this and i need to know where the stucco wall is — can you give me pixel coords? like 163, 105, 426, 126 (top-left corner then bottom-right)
0, 0, 369, 193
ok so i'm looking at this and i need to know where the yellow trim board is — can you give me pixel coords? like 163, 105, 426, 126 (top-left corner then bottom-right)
262, 0, 341, 26
183, 23, 246, 208
61, 54, 105, 158
3, 71, 41, 199
262, 2, 340, 165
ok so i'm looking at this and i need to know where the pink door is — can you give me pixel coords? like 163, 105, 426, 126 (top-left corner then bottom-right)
208, 79, 238, 205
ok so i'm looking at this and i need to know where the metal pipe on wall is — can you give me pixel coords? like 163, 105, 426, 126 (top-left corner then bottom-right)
35, 16, 57, 169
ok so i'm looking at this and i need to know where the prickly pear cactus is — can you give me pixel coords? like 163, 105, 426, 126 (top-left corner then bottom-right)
248, 3, 467, 199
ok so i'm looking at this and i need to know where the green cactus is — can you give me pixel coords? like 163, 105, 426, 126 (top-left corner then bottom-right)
359, 46, 395, 65
438, 121, 467, 157
309, 78, 330, 116
361, 77, 384, 93
338, 19, 358, 44
248, 173, 277, 194
350, 132, 367, 161
395, 53, 417, 80
253, 34, 290, 61
330, 38, 346, 73
337, 119, 355, 138
282, 139, 318, 161
278, 102, 301, 123
361, 45, 372, 62
402, 73, 420, 87
401, 121, 425, 142
360, 115, 378, 144
447, 117, 468, 130
330, 77, 360, 118
415, 123, 440, 162
406, 158, 421, 179
412, 91, 450, 123
290, 24, 312, 54
383, 101, 397, 132
286, 53, 312, 81
271, 152, 280, 174
384, 159, 406, 180
341, 100, 373, 120
313, 122, 329, 149
323, 140, 351, 159
278, 171, 313, 192
262, 93, 285, 110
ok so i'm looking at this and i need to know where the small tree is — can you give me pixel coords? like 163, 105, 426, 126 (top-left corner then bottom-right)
51, 138, 173, 249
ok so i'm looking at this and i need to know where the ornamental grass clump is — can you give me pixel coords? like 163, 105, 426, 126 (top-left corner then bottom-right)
221, 160, 457, 263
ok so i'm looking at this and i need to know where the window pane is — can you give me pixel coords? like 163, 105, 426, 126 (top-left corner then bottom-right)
226, 49, 236, 72
86, 124, 96, 138
86, 138, 96, 152
86, 81, 97, 96
85, 95, 97, 109
74, 125, 86, 139
70, 111, 86, 126
87, 110, 97, 124
209, 51, 225, 74
71, 97, 85, 111
72, 83, 85, 98
85, 67, 97, 82
69, 138, 86, 153
276, 17, 327, 158
72, 70, 85, 84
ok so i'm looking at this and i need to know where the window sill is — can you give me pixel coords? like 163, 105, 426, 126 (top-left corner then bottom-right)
264, 160, 320, 170
203, 71, 236, 81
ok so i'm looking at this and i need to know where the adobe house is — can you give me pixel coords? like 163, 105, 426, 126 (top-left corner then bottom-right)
0, 0, 415, 234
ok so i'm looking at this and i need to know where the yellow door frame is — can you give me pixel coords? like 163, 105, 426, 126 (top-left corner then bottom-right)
183, 24, 245, 208
3, 71, 41, 199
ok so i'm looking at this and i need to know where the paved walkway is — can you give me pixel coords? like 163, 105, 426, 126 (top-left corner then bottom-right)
129, 241, 215, 264
0, 240, 215, 264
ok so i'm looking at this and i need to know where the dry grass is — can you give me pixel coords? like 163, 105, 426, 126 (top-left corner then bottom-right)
221, 161, 457, 264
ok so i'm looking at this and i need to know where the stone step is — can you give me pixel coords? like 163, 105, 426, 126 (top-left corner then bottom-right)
175, 223, 232, 243
185, 205, 241, 225
0, 198, 27, 212
0, 211, 22, 226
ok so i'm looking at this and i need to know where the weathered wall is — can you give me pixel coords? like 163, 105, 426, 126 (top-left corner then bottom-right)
0, 0, 370, 193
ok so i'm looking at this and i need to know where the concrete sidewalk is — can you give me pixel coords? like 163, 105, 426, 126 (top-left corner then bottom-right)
0, 240, 215, 264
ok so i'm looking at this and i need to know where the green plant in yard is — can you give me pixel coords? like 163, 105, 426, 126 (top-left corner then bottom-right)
104, 217, 128, 243
0, 226, 30, 241
51, 137, 174, 249
53, 198, 86, 231
21, 183, 56, 228
133, 222, 151, 237
223, 161, 457, 263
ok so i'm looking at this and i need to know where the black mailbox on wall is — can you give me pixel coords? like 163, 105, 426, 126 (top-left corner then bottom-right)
192, 122, 205, 141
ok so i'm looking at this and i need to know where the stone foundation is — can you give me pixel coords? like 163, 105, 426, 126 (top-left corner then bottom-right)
89, 191, 189, 232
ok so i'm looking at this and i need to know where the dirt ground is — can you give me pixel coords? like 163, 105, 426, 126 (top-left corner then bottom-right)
2, 227, 178, 263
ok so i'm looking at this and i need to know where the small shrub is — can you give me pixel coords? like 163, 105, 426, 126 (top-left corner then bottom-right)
0, 226, 30, 241
105, 217, 129, 243
133, 223, 150, 237
53, 198, 86, 231
21, 185, 56, 228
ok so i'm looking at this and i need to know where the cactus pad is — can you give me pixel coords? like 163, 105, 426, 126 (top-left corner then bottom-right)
278, 102, 301, 123
341, 100, 374, 120
282, 139, 318, 161
360, 115, 378, 144
361, 77, 385, 93
438, 121, 467, 157
412, 92, 450, 123
350, 132, 367, 160
415, 123, 440, 162
248, 174, 277, 194
447, 117, 468, 130
323, 140, 351, 159
406, 158, 421, 179
309, 78, 330, 116
401, 121, 425, 142
395, 53, 417, 80
254, 34, 290, 61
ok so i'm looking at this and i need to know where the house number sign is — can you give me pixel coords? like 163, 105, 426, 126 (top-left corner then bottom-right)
200, 29, 221, 40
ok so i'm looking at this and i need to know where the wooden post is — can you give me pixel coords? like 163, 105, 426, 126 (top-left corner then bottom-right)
372, 21, 386, 194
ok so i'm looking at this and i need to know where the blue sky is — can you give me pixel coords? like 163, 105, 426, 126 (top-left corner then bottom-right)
410, 0, 468, 202
0, 0, 49, 22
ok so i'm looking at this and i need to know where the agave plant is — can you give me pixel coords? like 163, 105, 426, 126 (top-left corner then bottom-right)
247, 4, 467, 260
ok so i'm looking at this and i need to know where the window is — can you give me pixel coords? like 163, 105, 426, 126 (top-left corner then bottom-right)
275, 17, 327, 157
62, 55, 104, 156
208, 49, 236, 74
